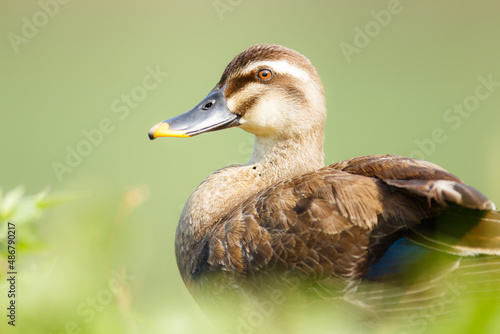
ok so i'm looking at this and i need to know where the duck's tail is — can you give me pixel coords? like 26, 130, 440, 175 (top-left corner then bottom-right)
407, 209, 500, 256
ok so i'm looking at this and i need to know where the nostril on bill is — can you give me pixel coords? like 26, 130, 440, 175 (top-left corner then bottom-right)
202, 101, 215, 110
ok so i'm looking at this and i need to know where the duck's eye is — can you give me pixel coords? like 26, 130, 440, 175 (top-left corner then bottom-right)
257, 69, 273, 81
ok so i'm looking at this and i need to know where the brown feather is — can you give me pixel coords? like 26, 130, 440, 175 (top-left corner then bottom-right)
191, 155, 496, 290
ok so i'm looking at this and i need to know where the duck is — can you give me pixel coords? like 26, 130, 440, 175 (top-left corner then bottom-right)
148, 44, 500, 319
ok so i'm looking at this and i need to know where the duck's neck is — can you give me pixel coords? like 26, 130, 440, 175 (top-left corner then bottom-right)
249, 132, 324, 178
175, 129, 324, 283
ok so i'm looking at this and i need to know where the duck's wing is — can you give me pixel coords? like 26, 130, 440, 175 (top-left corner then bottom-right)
331, 155, 500, 256
200, 155, 499, 286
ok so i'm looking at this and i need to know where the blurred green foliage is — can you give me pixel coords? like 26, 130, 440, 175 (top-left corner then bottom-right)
0, 187, 54, 253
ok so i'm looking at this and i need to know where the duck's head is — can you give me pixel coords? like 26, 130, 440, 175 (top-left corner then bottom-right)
149, 44, 326, 141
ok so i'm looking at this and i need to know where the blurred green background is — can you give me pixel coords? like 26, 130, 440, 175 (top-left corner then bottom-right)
1, 0, 500, 333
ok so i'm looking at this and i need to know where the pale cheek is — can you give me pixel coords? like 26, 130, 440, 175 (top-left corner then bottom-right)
240, 98, 286, 135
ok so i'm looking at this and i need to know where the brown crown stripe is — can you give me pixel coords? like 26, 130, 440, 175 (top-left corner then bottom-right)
217, 44, 317, 88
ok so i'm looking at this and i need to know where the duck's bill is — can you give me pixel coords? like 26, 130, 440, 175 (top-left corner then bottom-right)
148, 85, 240, 140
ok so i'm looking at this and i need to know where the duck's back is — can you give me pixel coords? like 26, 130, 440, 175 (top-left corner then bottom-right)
190, 155, 499, 292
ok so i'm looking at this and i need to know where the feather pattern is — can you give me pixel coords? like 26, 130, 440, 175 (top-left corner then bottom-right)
192, 155, 498, 289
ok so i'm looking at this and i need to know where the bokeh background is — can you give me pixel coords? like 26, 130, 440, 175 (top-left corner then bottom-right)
1, 0, 500, 333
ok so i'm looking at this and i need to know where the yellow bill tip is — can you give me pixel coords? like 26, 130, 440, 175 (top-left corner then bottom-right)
148, 122, 190, 140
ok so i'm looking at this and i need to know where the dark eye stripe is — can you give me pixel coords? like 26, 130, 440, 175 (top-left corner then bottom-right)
225, 73, 257, 99
283, 84, 306, 104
